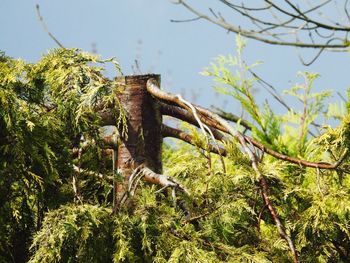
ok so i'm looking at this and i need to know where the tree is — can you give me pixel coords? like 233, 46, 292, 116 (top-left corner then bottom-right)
174, 0, 350, 65
1, 34, 350, 263
175, 0, 350, 49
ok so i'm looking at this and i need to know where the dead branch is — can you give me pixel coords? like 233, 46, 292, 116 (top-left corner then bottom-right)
142, 167, 189, 195
117, 165, 190, 208
35, 4, 64, 48
174, 0, 350, 50
156, 80, 346, 170
212, 106, 253, 131
160, 102, 225, 140
162, 124, 227, 156
258, 176, 298, 262
248, 138, 348, 169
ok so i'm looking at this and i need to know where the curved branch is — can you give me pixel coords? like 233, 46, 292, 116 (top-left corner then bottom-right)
36, 4, 64, 48
160, 102, 225, 140
142, 166, 189, 195
156, 81, 346, 170
176, 0, 350, 49
280, 0, 350, 30
248, 137, 348, 169
211, 106, 253, 131
162, 124, 227, 156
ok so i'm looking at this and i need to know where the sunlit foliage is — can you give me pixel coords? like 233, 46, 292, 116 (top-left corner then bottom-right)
1, 45, 350, 262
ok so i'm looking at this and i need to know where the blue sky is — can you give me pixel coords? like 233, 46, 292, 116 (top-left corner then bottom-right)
1, 0, 349, 113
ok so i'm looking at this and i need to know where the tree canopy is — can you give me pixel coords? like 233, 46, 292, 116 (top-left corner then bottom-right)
1, 38, 350, 262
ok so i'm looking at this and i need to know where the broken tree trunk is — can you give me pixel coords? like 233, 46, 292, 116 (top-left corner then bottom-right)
114, 74, 162, 210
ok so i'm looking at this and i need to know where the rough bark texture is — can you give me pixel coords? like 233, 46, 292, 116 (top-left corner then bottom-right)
115, 74, 162, 207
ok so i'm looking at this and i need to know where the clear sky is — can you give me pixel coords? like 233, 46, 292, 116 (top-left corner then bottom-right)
1, 0, 349, 113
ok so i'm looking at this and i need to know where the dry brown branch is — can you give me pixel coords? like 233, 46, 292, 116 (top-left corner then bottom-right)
248, 138, 348, 169
258, 176, 298, 262
157, 81, 346, 170
161, 102, 225, 140
212, 106, 253, 131
162, 124, 227, 156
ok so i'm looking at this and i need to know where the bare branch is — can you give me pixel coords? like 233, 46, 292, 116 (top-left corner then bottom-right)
160, 102, 225, 140
156, 81, 345, 170
247, 136, 348, 169
142, 167, 190, 195
170, 17, 201, 23
162, 124, 227, 156
175, 0, 350, 50
281, 0, 350, 30
35, 4, 64, 48
211, 106, 253, 131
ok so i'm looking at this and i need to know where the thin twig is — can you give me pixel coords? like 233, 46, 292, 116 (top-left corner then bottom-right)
35, 4, 64, 48
176, 0, 350, 49
168, 92, 226, 173
170, 17, 201, 23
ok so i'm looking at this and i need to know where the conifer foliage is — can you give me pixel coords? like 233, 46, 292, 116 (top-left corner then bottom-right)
1, 45, 350, 262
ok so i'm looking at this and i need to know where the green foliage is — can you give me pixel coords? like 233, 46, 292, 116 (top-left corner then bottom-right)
199, 36, 350, 262
201, 35, 284, 152
0, 49, 123, 262
29, 204, 113, 263
2, 45, 350, 263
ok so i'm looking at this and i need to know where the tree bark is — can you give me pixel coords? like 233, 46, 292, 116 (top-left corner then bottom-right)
114, 74, 162, 209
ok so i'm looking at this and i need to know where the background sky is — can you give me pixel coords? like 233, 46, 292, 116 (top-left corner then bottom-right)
1, 0, 349, 114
